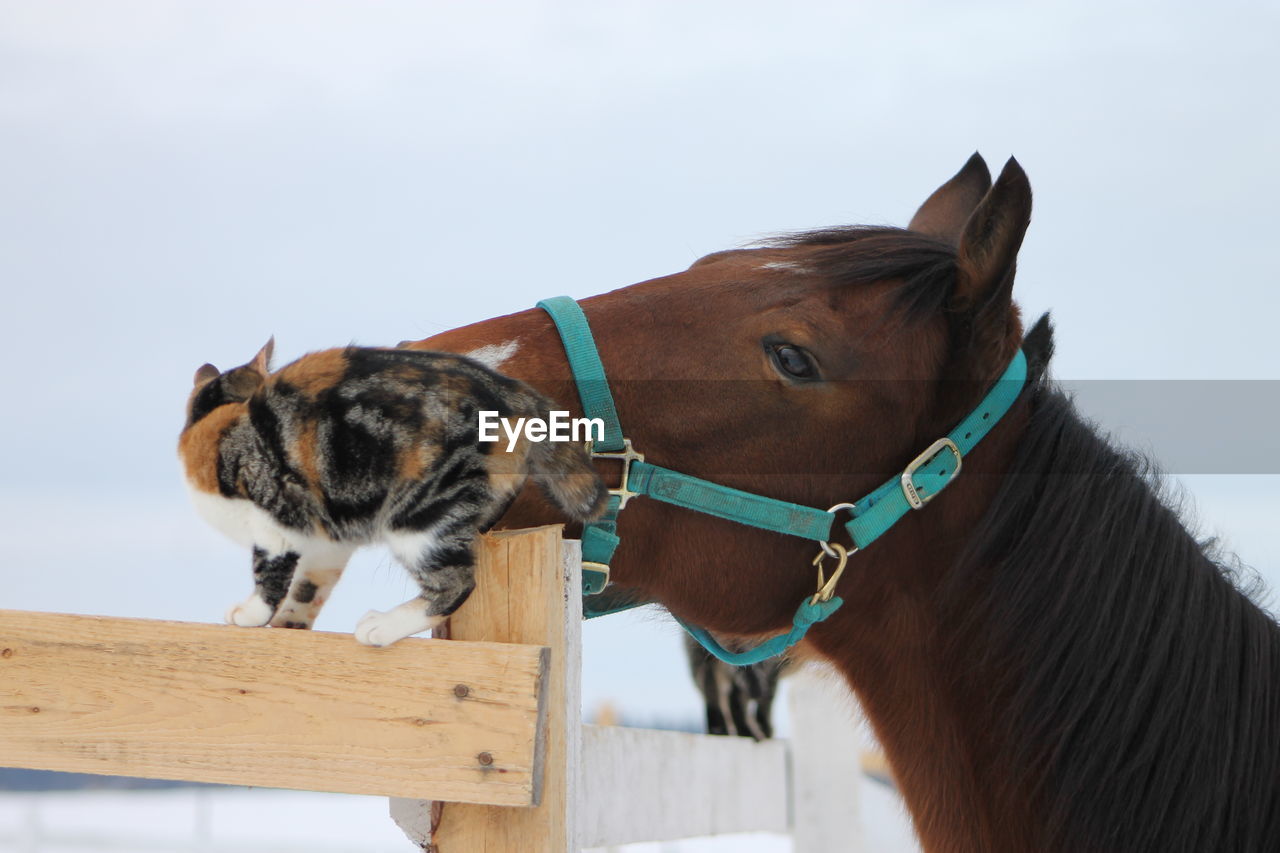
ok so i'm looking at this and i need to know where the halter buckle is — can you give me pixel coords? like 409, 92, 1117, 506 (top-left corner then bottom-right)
901, 437, 962, 509
589, 438, 645, 509
581, 561, 610, 594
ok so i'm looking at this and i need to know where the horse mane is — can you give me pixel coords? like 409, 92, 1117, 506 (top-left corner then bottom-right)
946, 316, 1280, 852
763, 228, 1280, 846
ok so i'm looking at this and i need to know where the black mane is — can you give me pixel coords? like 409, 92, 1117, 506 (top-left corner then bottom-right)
947, 320, 1280, 851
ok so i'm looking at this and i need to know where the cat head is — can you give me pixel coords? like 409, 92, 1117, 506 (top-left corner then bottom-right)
184, 338, 274, 428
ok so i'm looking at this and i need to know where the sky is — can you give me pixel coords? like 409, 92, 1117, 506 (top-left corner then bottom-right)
2, 2, 1278, 850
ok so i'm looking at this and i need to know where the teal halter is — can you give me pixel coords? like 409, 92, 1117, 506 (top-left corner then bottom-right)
537, 296, 1028, 665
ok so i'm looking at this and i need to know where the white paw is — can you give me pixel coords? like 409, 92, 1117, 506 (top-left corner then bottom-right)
225, 595, 273, 627
354, 609, 400, 647
354, 606, 436, 647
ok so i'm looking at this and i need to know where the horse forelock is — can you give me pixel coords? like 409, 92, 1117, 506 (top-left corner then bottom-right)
763, 225, 959, 321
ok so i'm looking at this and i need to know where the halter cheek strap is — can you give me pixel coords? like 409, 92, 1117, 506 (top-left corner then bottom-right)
535, 296, 628, 597
537, 295, 1027, 664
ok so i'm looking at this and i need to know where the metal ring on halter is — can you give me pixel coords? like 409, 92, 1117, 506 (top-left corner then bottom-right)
819, 503, 859, 558
811, 543, 850, 604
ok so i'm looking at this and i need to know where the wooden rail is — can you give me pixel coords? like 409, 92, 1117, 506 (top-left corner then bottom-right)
0, 613, 547, 805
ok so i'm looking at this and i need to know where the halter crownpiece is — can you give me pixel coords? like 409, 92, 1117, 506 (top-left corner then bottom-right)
537, 295, 1028, 664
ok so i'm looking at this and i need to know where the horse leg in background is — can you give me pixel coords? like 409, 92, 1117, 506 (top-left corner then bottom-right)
688, 638, 731, 735
684, 633, 789, 741
738, 656, 785, 740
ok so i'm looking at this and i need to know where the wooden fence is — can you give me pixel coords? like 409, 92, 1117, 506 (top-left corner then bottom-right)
0, 526, 861, 851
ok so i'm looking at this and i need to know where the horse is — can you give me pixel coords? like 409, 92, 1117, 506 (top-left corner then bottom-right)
408, 154, 1280, 852
684, 631, 787, 740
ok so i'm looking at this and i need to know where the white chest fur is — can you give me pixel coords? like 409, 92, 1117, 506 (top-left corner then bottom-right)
184, 480, 359, 565
184, 482, 292, 554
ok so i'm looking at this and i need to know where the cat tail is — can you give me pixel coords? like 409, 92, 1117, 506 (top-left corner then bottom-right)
527, 438, 608, 522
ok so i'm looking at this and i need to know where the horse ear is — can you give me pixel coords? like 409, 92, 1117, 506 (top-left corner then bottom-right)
951, 157, 1032, 317
1022, 312, 1055, 383
908, 152, 992, 244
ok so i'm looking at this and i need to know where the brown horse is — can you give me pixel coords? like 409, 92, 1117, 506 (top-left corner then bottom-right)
410, 155, 1280, 852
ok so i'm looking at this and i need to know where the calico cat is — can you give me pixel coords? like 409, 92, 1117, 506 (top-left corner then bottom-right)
179, 339, 606, 647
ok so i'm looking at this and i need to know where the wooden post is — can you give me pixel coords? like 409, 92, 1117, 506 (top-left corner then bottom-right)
788, 664, 864, 852
412, 526, 581, 853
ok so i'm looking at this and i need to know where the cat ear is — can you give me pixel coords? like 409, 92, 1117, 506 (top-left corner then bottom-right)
220, 338, 274, 401
251, 337, 275, 375
193, 363, 220, 386
222, 366, 265, 400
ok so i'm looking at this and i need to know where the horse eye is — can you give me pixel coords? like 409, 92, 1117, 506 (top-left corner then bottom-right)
771, 344, 818, 380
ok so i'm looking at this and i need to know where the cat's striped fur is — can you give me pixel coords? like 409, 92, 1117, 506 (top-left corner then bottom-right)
179, 339, 606, 646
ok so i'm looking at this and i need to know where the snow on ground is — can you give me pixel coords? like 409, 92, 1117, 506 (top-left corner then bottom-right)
0, 787, 790, 852
0, 779, 918, 852
0, 788, 408, 853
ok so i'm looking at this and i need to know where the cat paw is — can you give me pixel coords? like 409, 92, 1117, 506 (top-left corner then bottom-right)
269, 607, 313, 629
355, 608, 434, 647
354, 610, 398, 647
225, 596, 273, 627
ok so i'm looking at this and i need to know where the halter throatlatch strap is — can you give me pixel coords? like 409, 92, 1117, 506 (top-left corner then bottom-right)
536, 295, 1028, 662
844, 350, 1027, 550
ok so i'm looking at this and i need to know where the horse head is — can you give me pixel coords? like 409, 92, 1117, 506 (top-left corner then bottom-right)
411, 153, 1034, 644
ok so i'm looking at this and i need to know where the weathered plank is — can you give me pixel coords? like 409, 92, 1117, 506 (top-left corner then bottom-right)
0, 609, 547, 805
789, 664, 864, 853
431, 526, 581, 852
577, 725, 790, 847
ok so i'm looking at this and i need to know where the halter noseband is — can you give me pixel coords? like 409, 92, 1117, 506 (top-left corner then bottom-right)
537, 296, 1027, 665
